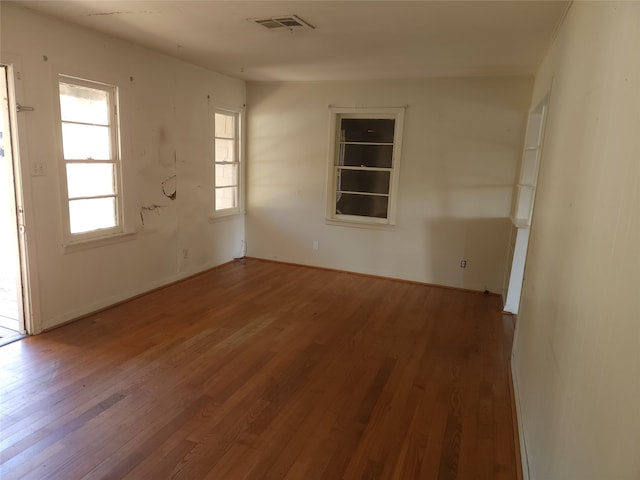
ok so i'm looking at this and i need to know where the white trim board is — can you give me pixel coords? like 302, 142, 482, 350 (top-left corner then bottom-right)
511, 359, 530, 480
41, 257, 234, 330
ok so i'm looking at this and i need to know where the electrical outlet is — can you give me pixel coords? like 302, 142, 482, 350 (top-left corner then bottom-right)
312, 240, 319, 251
182, 248, 188, 259
460, 259, 467, 268
32, 161, 46, 176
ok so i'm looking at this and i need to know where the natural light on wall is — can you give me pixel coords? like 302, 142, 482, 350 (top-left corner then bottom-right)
58, 77, 121, 236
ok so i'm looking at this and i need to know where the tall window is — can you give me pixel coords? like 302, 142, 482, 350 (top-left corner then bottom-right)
58, 76, 122, 238
213, 110, 241, 215
327, 108, 405, 225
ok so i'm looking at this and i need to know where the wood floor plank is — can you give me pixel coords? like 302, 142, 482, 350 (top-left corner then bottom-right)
0, 259, 519, 479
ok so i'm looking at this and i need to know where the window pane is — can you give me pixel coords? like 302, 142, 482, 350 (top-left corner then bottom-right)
339, 144, 393, 168
336, 193, 388, 219
341, 118, 395, 143
62, 123, 111, 160
215, 138, 235, 163
59, 82, 109, 125
215, 113, 235, 139
338, 169, 390, 195
69, 197, 117, 234
66, 163, 115, 199
215, 186, 238, 211
215, 163, 238, 187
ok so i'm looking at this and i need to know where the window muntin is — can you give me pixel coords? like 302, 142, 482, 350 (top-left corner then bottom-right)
213, 110, 241, 215
58, 77, 122, 237
328, 109, 404, 225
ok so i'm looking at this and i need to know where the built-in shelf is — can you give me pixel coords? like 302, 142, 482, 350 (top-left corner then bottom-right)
504, 92, 550, 314
511, 216, 531, 229
512, 102, 547, 227
514, 185, 535, 223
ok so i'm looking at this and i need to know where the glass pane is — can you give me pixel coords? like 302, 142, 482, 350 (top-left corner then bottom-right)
69, 197, 117, 234
338, 144, 393, 168
59, 82, 109, 125
215, 138, 235, 163
337, 169, 390, 194
215, 186, 238, 211
335, 193, 388, 219
215, 163, 238, 187
62, 123, 111, 160
340, 118, 395, 143
215, 113, 235, 139
66, 163, 115, 199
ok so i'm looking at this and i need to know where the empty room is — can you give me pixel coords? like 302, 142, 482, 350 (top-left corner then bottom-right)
0, 1, 638, 479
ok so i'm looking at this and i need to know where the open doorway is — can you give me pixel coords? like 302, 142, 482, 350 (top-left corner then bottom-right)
0, 64, 26, 344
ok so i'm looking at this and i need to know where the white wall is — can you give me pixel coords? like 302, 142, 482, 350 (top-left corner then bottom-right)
1, 4, 246, 331
512, 2, 640, 479
246, 78, 532, 292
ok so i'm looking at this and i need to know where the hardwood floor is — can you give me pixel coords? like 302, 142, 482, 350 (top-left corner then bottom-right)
0, 259, 519, 479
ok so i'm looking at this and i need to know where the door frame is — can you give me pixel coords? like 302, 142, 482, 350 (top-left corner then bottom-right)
1, 55, 42, 335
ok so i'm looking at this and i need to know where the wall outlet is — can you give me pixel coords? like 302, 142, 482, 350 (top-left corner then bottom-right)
460, 259, 467, 268
32, 161, 46, 176
182, 248, 188, 259
312, 240, 319, 251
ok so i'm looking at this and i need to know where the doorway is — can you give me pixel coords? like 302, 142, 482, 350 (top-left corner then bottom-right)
0, 64, 26, 342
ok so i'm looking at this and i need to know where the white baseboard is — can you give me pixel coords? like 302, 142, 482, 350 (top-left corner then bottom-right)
42, 257, 232, 330
511, 360, 530, 480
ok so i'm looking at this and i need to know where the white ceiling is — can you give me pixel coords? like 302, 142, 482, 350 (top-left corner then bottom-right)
14, 0, 570, 82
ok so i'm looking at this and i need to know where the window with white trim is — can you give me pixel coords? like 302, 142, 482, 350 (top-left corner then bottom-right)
327, 107, 405, 225
58, 76, 122, 239
213, 110, 241, 215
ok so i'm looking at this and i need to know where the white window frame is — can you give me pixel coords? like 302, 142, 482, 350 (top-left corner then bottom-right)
56, 75, 124, 244
325, 107, 405, 226
212, 108, 243, 217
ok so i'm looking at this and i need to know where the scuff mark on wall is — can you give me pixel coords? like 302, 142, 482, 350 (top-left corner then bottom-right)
161, 175, 177, 200
85, 11, 157, 17
155, 127, 176, 168
158, 126, 167, 144
86, 11, 136, 16
140, 204, 166, 225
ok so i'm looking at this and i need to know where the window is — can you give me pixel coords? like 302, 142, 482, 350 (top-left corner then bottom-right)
58, 76, 122, 239
213, 110, 242, 216
326, 107, 405, 225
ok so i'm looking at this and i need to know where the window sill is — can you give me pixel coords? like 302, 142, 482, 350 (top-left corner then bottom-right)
63, 231, 137, 254
325, 218, 396, 230
209, 210, 244, 223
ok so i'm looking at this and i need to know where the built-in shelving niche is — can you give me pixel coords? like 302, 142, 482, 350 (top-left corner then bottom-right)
504, 92, 550, 314
511, 103, 546, 227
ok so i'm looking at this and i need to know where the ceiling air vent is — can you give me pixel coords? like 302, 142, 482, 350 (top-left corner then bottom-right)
253, 15, 315, 30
